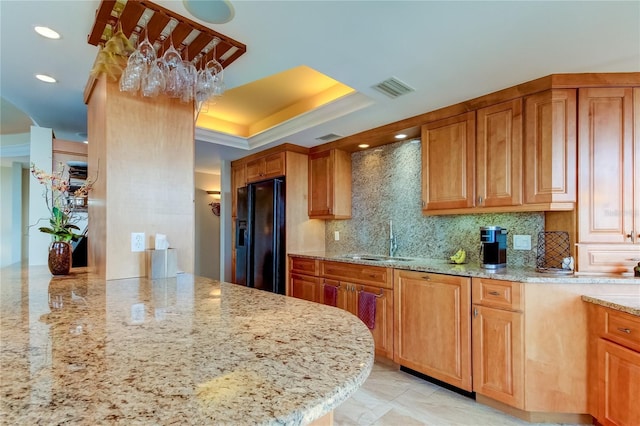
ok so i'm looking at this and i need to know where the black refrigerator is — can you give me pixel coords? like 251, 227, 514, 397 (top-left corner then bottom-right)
235, 178, 286, 294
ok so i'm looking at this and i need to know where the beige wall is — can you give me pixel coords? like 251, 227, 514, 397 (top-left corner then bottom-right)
195, 172, 221, 280
87, 77, 195, 280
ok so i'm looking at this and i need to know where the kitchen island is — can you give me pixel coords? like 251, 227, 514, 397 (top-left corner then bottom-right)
0, 265, 374, 425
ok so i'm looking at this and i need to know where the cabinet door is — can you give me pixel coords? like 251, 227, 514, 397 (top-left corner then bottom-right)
394, 270, 472, 391
291, 273, 320, 303
596, 339, 640, 426
245, 157, 264, 183
524, 89, 577, 205
308, 149, 352, 219
353, 284, 394, 360
578, 87, 634, 244
421, 112, 476, 210
308, 150, 333, 217
263, 152, 286, 179
476, 99, 523, 207
231, 163, 246, 218
472, 304, 524, 409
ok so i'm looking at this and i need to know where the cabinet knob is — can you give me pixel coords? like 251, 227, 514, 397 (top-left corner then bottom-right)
473, 307, 479, 318
626, 232, 635, 243
478, 196, 483, 206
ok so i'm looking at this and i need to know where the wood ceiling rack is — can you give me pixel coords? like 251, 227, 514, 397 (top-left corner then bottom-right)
87, 0, 246, 70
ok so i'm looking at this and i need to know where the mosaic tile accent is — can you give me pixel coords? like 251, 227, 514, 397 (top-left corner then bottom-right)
325, 140, 544, 267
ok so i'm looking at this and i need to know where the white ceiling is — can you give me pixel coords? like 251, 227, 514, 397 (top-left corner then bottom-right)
1, 0, 639, 174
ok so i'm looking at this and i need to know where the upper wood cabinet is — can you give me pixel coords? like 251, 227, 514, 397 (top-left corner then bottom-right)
523, 89, 577, 207
577, 87, 636, 244
308, 149, 352, 219
421, 112, 476, 210
421, 99, 523, 213
246, 152, 286, 183
575, 87, 640, 273
394, 270, 472, 391
231, 163, 246, 218
476, 98, 523, 208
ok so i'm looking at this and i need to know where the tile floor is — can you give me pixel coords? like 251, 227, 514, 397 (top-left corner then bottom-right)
333, 363, 582, 426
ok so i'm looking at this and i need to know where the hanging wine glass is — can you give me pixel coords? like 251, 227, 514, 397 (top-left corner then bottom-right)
162, 28, 185, 98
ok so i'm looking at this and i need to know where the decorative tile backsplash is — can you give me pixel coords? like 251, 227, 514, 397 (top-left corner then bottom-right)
325, 140, 544, 267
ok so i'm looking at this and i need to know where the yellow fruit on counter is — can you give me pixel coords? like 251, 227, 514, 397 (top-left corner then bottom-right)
450, 249, 466, 264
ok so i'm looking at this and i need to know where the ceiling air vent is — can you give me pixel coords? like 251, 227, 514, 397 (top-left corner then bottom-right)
372, 77, 415, 99
316, 133, 343, 142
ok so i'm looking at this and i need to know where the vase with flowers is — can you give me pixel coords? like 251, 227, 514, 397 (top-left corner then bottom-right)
31, 162, 94, 275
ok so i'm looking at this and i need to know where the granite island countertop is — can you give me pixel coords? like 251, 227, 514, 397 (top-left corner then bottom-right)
581, 294, 640, 317
289, 251, 640, 284
0, 265, 374, 425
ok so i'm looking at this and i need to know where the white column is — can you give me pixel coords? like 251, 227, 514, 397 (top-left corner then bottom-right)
219, 160, 232, 282
28, 126, 53, 265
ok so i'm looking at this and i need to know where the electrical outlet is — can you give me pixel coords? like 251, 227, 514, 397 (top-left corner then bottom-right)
334, 231, 340, 241
131, 232, 145, 252
513, 234, 532, 250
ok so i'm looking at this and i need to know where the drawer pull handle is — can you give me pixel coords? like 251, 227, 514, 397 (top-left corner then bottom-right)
626, 258, 640, 261
422, 276, 431, 280
617, 327, 632, 334
488, 291, 501, 296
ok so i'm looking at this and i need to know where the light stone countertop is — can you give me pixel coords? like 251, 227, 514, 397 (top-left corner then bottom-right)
581, 294, 640, 317
0, 265, 374, 425
289, 251, 640, 284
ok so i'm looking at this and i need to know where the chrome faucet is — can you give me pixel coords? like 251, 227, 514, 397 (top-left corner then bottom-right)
389, 220, 398, 257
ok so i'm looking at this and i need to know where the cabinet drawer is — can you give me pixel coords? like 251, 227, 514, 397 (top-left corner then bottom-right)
576, 244, 640, 274
472, 278, 523, 311
289, 256, 318, 275
603, 309, 640, 352
320, 261, 391, 289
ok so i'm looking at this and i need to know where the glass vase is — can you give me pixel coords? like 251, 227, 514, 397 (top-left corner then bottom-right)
48, 241, 72, 275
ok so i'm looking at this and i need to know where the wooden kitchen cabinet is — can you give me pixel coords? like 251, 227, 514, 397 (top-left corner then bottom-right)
291, 273, 322, 303
421, 99, 523, 213
476, 98, 523, 208
472, 305, 524, 408
321, 260, 394, 359
421, 112, 476, 210
308, 149, 352, 219
246, 152, 286, 183
231, 163, 246, 218
472, 278, 524, 408
290, 257, 321, 303
325, 280, 394, 359
394, 270, 472, 391
587, 303, 640, 426
523, 89, 577, 208
289, 258, 394, 359
576, 87, 640, 273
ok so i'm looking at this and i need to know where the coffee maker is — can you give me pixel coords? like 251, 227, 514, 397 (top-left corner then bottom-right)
480, 226, 507, 269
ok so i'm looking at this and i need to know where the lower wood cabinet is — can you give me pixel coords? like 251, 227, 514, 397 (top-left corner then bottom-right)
324, 279, 394, 359
289, 257, 394, 359
290, 273, 322, 303
472, 278, 524, 408
472, 305, 524, 408
394, 270, 472, 391
587, 303, 640, 426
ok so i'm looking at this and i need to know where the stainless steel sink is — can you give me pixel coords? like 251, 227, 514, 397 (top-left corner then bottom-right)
339, 254, 415, 262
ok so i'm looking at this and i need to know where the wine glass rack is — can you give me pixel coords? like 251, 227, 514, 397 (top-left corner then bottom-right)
87, 0, 246, 72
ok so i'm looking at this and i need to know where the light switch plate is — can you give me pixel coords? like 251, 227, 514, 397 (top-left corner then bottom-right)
513, 234, 531, 250
334, 231, 340, 241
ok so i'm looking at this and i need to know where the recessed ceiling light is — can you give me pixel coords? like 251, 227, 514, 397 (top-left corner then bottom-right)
358, 144, 369, 149
34, 26, 60, 39
35, 74, 56, 83
183, 0, 235, 24
395, 134, 407, 139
